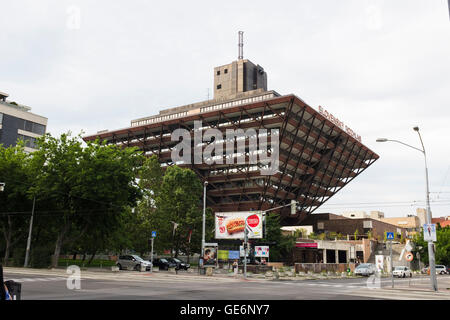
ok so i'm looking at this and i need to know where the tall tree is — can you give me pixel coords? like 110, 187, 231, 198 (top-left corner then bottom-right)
137, 159, 213, 258
31, 132, 144, 267
0, 143, 34, 265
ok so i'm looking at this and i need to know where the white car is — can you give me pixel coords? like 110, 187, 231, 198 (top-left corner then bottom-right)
393, 266, 412, 278
435, 265, 449, 275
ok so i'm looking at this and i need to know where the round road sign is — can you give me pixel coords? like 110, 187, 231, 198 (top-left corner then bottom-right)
405, 252, 414, 262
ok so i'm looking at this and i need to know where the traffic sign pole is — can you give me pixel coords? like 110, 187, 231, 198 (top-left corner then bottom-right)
150, 231, 156, 273
390, 240, 394, 288
150, 238, 154, 273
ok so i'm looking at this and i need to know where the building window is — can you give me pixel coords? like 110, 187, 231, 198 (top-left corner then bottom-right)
217, 84, 222, 90
224, 69, 228, 74
217, 70, 220, 76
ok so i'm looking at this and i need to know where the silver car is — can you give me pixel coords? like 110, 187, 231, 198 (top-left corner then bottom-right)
354, 263, 376, 276
435, 265, 449, 275
117, 255, 152, 271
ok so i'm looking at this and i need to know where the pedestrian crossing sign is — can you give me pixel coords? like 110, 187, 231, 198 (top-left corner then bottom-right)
386, 232, 394, 240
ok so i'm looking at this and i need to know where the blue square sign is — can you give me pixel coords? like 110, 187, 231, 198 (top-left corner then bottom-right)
152, 231, 157, 238
386, 232, 394, 240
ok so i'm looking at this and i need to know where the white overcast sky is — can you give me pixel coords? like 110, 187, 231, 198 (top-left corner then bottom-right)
1, 0, 449, 218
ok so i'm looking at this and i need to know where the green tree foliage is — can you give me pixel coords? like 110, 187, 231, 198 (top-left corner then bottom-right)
130, 158, 213, 259
30, 132, 144, 267
413, 224, 450, 266
0, 142, 34, 265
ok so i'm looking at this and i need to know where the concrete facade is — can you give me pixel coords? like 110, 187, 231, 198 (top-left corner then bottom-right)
0, 92, 47, 152
214, 59, 267, 101
300, 213, 407, 241
380, 216, 421, 238
293, 238, 377, 264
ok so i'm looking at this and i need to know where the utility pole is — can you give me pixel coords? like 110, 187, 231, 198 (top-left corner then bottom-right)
377, 126, 438, 291
24, 197, 36, 268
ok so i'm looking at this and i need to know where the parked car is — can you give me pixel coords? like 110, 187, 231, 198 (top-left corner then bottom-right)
393, 266, 412, 278
435, 265, 449, 275
425, 265, 449, 275
152, 258, 177, 270
167, 257, 190, 270
117, 255, 152, 271
354, 263, 376, 276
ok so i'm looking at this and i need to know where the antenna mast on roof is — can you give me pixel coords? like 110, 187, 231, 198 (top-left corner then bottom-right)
238, 31, 244, 60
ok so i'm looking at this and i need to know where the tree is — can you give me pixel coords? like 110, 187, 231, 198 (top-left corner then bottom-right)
0, 142, 34, 265
135, 159, 213, 259
153, 166, 204, 258
413, 225, 450, 266
31, 132, 144, 267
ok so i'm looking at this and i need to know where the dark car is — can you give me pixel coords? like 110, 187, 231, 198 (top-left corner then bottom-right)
167, 258, 190, 270
152, 258, 177, 270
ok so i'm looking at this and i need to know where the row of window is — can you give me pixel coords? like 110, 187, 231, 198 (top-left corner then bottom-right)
131, 111, 189, 127
0, 112, 45, 135
17, 118, 46, 135
216, 68, 228, 76
200, 93, 275, 113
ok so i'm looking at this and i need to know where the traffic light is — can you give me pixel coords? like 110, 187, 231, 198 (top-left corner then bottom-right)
291, 200, 296, 215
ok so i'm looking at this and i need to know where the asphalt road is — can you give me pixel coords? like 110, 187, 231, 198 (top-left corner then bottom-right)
3, 269, 450, 300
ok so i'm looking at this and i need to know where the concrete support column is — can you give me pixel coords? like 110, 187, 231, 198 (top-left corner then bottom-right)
335, 250, 339, 264
323, 249, 327, 264
346, 250, 350, 263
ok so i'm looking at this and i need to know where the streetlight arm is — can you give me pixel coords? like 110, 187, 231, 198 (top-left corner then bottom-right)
385, 139, 424, 154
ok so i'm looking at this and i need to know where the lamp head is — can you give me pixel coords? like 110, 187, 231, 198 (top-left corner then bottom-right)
204, 181, 208, 186
413, 126, 419, 132
376, 138, 388, 142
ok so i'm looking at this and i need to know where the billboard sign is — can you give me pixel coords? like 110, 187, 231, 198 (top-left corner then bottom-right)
254, 246, 269, 258
239, 245, 249, 257
218, 250, 229, 260
203, 246, 217, 267
423, 224, 437, 242
375, 255, 384, 272
228, 250, 240, 260
215, 212, 263, 239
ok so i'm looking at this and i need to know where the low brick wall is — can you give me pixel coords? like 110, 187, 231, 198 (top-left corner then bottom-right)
295, 263, 356, 273
267, 262, 284, 269
240, 265, 272, 274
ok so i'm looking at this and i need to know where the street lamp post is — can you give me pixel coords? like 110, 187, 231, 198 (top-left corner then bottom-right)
201, 181, 208, 269
24, 197, 36, 268
376, 126, 438, 291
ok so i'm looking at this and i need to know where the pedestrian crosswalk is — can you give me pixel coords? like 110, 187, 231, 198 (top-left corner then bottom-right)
6, 277, 67, 283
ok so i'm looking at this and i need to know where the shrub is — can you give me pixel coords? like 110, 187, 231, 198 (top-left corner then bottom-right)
30, 246, 52, 268
12, 247, 25, 267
